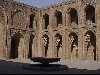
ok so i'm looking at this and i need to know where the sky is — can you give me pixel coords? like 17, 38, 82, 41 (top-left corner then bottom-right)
14, 0, 68, 8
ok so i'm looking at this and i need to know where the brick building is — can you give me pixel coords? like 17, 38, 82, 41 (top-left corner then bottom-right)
0, 0, 100, 61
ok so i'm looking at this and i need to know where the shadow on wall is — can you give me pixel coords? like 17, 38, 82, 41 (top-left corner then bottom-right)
0, 60, 100, 74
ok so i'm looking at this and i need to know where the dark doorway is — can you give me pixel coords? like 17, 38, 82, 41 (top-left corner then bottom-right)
28, 35, 35, 59
10, 37, 19, 59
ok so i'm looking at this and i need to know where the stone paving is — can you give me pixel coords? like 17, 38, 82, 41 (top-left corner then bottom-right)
0, 59, 100, 74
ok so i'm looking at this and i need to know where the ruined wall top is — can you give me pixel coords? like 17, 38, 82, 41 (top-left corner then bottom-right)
0, 0, 38, 10
1, 0, 99, 11
40, 0, 99, 10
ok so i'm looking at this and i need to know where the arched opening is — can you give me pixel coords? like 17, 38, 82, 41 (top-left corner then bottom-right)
55, 11, 62, 27
28, 34, 35, 58
43, 13, 49, 29
29, 14, 35, 29
10, 37, 19, 59
42, 35, 49, 57
69, 8, 78, 25
69, 32, 78, 60
85, 5, 95, 23
55, 33, 62, 57
10, 33, 22, 59
85, 31, 96, 61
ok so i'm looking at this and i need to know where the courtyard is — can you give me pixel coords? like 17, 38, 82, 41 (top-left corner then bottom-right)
0, 59, 100, 74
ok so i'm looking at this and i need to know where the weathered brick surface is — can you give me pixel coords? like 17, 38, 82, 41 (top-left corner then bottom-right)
0, 0, 100, 61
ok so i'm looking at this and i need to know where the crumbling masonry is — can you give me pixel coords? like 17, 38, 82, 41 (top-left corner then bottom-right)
0, 0, 100, 61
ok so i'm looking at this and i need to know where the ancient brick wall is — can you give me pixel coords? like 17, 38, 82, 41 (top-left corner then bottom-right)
38, 0, 99, 61
0, 0, 100, 61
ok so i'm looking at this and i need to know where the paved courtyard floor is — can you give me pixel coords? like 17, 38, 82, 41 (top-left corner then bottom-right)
0, 59, 100, 74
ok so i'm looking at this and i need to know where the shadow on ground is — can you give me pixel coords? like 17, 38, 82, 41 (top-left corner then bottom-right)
0, 60, 100, 74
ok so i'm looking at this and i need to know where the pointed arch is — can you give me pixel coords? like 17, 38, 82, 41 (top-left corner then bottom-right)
42, 34, 49, 57
55, 11, 62, 27
43, 13, 49, 29
12, 10, 27, 28
85, 5, 95, 23
55, 33, 62, 57
69, 8, 78, 25
84, 30, 96, 61
10, 33, 23, 59
69, 32, 78, 60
